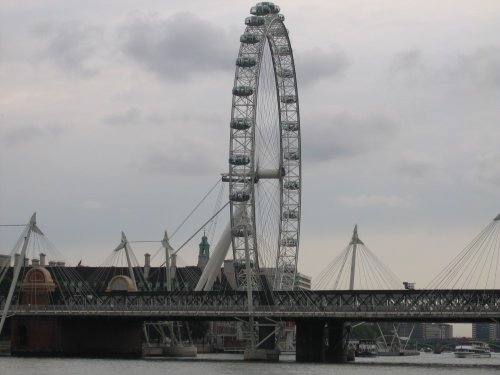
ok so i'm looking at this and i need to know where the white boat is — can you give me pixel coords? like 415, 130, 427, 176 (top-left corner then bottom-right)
356, 340, 378, 357
454, 342, 491, 358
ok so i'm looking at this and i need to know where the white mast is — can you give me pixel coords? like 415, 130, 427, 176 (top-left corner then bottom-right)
349, 225, 363, 290
162, 231, 174, 292
114, 232, 137, 290
0, 213, 41, 335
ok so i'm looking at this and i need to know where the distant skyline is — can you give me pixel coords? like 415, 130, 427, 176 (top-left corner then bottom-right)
1, 0, 500, 313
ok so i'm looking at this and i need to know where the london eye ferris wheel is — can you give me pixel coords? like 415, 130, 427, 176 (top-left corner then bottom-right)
224, 2, 301, 291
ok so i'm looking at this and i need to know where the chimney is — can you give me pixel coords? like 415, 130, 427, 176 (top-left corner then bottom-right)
48, 261, 56, 267
40, 253, 46, 266
144, 253, 151, 280
14, 253, 20, 267
32, 259, 40, 267
56, 261, 65, 267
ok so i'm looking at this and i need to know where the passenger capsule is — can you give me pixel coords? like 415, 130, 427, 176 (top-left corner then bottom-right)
250, 4, 271, 16
284, 180, 300, 190
233, 86, 254, 97
278, 68, 294, 78
229, 154, 250, 166
240, 33, 261, 44
231, 225, 254, 237
281, 237, 297, 246
277, 14, 285, 22
234, 258, 254, 267
274, 46, 290, 56
280, 95, 297, 104
236, 56, 257, 68
245, 16, 265, 27
231, 118, 252, 130
259, 2, 280, 13
283, 209, 299, 219
284, 151, 300, 161
282, 121, 299, 131
230, 191, 250, 202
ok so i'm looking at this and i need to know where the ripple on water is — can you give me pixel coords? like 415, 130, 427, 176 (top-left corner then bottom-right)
0, 353, 499, 375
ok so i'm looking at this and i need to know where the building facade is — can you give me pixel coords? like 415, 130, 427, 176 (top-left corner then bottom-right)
473, 323, 500, 340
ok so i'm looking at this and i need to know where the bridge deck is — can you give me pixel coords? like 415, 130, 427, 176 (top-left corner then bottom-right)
3, 289, 500, 322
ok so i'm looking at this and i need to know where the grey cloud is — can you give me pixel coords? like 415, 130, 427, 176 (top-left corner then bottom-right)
102, 108, 166, 127
103, 108, 225, 129
338, 194, 413, 208
120, 12, 234, 81
103, 108, 142, 126
454, 46, 500, 89
303, 112, 397, 163
146, 113, 167, 126
81, 200, 105, 211
138, 139, 218, 176
467, 152, 500, 186
391, 50, 425, 72
394, 158, 440, 182
295, 46, 350, 87
390, 46, 500, 90
34, 22, 102, 75
389, 49, 428, 87
2, 124, 65, 147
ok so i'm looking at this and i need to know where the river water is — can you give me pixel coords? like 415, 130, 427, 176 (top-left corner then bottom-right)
1, 353, 499, 375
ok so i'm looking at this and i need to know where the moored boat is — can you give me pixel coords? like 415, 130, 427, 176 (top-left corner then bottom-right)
356, 339, 378, 357
454, 342, 491, 358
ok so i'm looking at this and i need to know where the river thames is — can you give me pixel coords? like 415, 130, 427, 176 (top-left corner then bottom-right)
1, 353, 499, 375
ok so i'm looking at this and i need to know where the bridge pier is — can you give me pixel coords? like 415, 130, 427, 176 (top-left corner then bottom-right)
295, 319, 350, 363
243, 321, 280, 361
295, 319, 325, 362
324, 320, 350, 363
11, 316, 142, 357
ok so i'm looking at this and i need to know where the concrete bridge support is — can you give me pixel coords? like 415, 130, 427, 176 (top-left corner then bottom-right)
10, 316, 142, 357
295, 319, 349, 363
295, 319, 325, 362
243, 322, 280, 361
324, 320, 349, 363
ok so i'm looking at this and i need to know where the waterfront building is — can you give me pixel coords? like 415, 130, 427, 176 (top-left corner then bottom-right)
473, 323, 500, 340
423, 323, 453, 339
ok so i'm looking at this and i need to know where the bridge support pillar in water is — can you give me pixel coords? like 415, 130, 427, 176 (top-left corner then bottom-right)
295, 319, 325, 362
295, 320, 350, 363
10, 316, 143, 357
324, 320, 350, 363
243, 322, 280, 361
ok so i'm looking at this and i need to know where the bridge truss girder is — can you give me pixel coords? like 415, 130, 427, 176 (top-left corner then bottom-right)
3, 289, 500, 322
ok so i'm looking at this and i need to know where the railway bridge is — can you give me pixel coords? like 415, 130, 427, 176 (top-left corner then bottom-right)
2, 289, 499, 361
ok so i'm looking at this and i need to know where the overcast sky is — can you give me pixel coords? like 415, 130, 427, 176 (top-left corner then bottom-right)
1, 0, 500, 307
